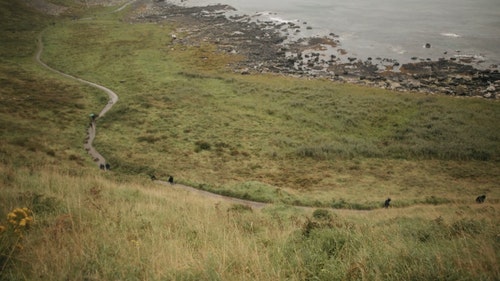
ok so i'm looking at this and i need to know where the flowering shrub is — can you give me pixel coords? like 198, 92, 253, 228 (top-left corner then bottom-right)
7, 207, 34, 233
0, 207, 34, 271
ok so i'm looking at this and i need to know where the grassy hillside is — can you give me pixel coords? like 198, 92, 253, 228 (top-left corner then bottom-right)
37, 4, 500, 208
0, 0, 498, 280
2, 166, 498, 280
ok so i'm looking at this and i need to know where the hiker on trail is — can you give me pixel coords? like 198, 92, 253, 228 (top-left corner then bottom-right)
105, 163, 110, 170
90, 113, 96, 122
150, 175, 156, 181
168, 176, 174, 185
384, 198, 391, 208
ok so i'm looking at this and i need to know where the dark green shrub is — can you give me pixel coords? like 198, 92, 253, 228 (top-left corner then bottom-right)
227, 204, 253, 213
137, 135, 161, 143
331, 199, 348, 209
312, 209, 332, 220
194, 140, 211, 152
420, 196, 451, 205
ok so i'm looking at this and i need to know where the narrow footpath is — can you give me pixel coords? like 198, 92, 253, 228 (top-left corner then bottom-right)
34, 29, 268, 208
35, 32, 118, 169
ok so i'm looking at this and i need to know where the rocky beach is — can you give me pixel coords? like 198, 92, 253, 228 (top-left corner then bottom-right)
131, 0, 499, 98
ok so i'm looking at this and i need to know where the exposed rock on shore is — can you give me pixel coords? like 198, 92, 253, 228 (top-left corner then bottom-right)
131, 1, 499, 99
22, 0, 68, 15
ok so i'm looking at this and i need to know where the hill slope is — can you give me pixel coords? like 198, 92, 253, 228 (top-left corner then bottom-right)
0, 0, 498, 280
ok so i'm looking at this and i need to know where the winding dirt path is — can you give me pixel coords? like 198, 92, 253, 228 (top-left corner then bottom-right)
35, 32, 118, 169
32, 3, 405, 211
34, 29, 270, 208
31, 3, 478, 213
156, 181, 268, 209
33, 29, 362, 211
32, 26, 415, 213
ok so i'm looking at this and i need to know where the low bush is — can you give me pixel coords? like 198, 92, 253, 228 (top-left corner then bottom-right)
312, 209, 332, 220
0, 207, 34, 272
227, 204, 253, 213
194, 140, 211, 152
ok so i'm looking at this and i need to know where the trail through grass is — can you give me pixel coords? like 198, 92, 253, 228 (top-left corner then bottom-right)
36, 11, 500, 208
0, 0, 498, 280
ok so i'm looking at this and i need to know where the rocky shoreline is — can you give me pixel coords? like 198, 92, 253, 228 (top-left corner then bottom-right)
131, 1, 499, 99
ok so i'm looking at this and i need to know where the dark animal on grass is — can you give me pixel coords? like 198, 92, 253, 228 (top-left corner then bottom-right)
105, 163, 110, 170
476, 195, 486, 203
384, 198, 391, 208
150, 175, 156, 181
99, 164, 105, 170
168, 176, 174, 184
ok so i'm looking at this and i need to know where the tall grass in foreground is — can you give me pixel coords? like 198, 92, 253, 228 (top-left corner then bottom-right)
0, 166, 498, 280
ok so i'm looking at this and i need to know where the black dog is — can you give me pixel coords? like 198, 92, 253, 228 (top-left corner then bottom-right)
384, 198, 391, 208
476, 195, 486, 203
168, 176, 174, 184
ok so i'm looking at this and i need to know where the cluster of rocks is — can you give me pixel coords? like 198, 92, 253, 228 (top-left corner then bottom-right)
131, 1, 288, 67
22, 0, 68, 15
132, 1, 499, 99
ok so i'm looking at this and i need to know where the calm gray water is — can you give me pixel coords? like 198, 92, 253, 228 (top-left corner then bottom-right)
172, 0, 500, 67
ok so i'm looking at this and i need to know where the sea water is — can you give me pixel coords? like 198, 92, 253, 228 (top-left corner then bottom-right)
171, 0, 500, 68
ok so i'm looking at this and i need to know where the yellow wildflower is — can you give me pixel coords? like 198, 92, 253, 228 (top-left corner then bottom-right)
7, 212, 17, 220
15, 208, 27, 218
5, 207, 34, 231
129, 239, 141, 247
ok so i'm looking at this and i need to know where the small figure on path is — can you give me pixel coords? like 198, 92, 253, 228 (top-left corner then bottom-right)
150, 175, 156, 181
168, 176, 174, 185
476, 195, 486, 203
99, 164, 105, 170
384, 198, 391, 208
105, 163, 110, 170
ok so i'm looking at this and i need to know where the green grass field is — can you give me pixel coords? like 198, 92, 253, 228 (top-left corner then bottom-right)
0, 0, 498, 280
37, 11, 500, 208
